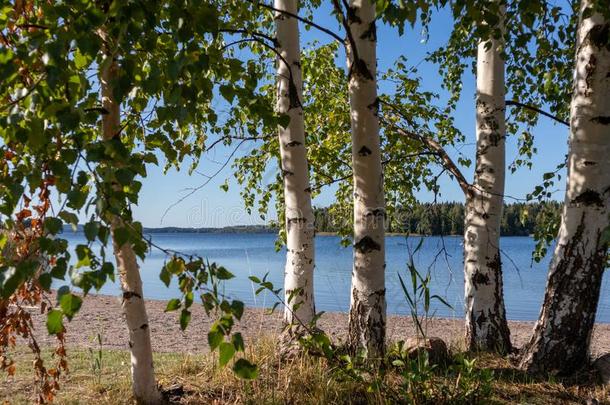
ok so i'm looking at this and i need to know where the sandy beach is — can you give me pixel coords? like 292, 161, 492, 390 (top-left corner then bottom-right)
22, 293, 610, 359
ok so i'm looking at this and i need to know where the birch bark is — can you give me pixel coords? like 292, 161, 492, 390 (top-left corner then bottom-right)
345, 0, 386, 358
274, 0, 316, 330
101, 54, 161, 403
519, 1, 610, 375
464, 14, 511, 353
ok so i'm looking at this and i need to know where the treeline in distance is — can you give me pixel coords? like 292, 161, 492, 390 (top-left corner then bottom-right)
313, 201, 562, 236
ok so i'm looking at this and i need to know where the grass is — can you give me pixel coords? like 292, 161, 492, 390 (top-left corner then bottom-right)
0, 337, 608, 404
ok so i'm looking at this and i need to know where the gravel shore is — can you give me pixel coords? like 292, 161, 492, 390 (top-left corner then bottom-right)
26, 293, 610, 357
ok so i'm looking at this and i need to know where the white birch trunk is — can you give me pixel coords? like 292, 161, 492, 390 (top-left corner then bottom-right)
101, 56, 161, 404
274, 0, 316, 330
464, 14, 511, 353
346, 0, 386, 358
519, 2, 610, 375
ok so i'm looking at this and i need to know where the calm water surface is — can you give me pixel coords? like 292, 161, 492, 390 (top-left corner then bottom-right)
58, 232, 610, 322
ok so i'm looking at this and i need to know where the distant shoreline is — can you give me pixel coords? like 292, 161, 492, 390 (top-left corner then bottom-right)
63, 225, 530, 237
63, 224, 278, 234
143, 225, 277, 234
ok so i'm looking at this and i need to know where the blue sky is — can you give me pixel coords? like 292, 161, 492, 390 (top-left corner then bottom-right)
133, 4, 569, 228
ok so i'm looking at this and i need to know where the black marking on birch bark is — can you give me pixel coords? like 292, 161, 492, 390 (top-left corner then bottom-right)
358, 146, 372, 156
350, 58, 374, 80
475, 98, 487, 110
287, 216, 307, 233
591, 116, 610, 125
365, 208, 385, 220
571, 189, 603, 207
486, 254, 501, 274
586, 24, 610, 50
472, 271, 490, 286
288, 80, 302, 110
293, 60, 301, 68
284, 140, 302, 147
585, 54, 597, 94
129, 341, 133, 348
475, 311, 487, 328
489, 131, 503, 147
354, 236, 381, 253
346, 6, 361, 24
287, 217, 307, 224
367, 97, 380, 115
361, 22, 376, 42
583, 160, 597, 166
304, 187, 311, 193
474, 208, 490, 219
282, 169, 294, 177
140, 323, 148, 330
123, 291, 142, 300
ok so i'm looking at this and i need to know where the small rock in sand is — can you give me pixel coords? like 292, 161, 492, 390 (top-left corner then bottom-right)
404, 336, 449, 365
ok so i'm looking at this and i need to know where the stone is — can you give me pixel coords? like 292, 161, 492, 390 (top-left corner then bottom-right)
404, 336, 449, 365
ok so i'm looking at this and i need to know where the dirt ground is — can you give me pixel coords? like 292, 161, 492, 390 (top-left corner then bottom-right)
23, 293, 610, 359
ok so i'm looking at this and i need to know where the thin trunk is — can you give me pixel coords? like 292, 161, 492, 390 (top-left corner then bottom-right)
464, 12, 511, 353
274, 0, 316, 330
345, 0, 386, 358
519, 1, 610, 375
101, 54, 161, 403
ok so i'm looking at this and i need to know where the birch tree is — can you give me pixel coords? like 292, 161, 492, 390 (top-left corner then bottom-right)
274, 0, 316, 333
379, 0, 512, 353
464, 9, 511, 353
380, 0, 575, 354
519, 1, 610, 375
100, 47, 161, 404
336, 0, 387, 358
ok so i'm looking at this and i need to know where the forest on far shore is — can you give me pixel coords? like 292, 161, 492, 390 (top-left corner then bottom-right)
313, 201, 562, 236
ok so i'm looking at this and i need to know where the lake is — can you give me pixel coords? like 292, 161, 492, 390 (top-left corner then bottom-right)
58, 232, 610, 323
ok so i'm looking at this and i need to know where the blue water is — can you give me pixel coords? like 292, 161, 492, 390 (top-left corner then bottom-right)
57, 232, 610, 323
